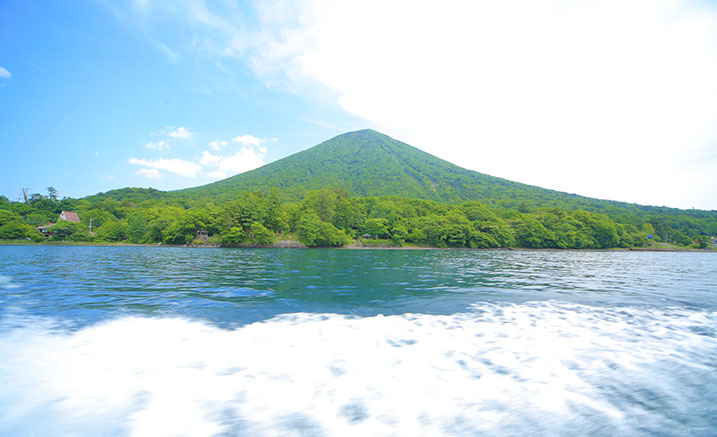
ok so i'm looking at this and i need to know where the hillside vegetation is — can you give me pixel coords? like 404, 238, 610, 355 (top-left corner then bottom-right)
1, 188, 714, 249
2, 130, 715, 248
92, 130, 715, 224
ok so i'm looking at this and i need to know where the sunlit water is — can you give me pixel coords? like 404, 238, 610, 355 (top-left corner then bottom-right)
1, 246, 716, 436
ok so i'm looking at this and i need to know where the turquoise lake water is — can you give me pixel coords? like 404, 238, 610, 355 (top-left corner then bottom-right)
1, 246, 716, 436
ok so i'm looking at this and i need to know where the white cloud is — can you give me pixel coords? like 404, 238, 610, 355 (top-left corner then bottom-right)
216, 147, 265, 173
248, 0, 717, 209
208, 140, 228, 150
131, 135, 267, 181
167, 126, 193, 140
199, 150, 222, 166
136, 168, 161, 179
0, 67, 11, 79
129, 157, 202, 178
199, 133, 268, 177
232, 134, 264, 147
207, 170, 228, 179
106, 0, 717, 208
146, 140, 170, 151
199, 145, 266, 176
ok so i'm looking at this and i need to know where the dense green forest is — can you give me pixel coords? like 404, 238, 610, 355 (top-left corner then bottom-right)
2, 130, 715, 249
0, 186, 714, 249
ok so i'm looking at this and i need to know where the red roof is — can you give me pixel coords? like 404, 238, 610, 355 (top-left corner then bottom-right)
60, 211, 80, 223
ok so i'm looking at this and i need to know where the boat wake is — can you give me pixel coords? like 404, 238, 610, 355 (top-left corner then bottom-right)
1, 302, 715, 436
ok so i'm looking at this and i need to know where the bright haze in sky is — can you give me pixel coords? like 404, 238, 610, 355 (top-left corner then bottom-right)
1, 0, 716, 209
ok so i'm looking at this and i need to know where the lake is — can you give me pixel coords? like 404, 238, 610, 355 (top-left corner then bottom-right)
1, 246, 715, 436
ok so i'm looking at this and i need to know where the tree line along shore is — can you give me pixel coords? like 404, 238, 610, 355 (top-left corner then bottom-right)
0, 188, 715, 250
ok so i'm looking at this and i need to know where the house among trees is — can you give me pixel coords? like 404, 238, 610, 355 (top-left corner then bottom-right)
58, 211, 80, 223
34, 211, 80, 237
36, 223, 55, 235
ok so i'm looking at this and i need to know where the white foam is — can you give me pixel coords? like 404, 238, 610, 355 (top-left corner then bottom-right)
1, 302, 715, 436
0, 275, 19, 289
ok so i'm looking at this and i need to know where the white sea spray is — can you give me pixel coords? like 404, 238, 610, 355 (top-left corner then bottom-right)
0, 302, 715, 436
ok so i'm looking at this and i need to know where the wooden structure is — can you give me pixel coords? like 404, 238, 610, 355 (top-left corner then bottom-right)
36, 223, 55, 235
196, 230, 209, 242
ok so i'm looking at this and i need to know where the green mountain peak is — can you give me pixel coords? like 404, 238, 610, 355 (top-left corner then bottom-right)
94, 129, 715, 225
178, 129, 576, 208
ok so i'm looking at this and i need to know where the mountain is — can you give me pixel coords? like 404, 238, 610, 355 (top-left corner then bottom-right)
176, 130, 577, 204
177, 129, 529, 202
172, 129, 694, 215
88, 129, 715, 226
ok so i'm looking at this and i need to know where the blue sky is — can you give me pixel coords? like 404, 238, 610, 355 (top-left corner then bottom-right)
0, 1, 363, 199
2, 0, 717, 209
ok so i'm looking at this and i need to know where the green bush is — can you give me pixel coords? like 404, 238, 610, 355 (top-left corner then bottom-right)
297, 213, 351, 247
249, 222, 276, 246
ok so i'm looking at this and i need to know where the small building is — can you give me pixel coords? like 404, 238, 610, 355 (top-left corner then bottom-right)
59, 211, 80, 223
196, 230, 209, 242
36, 223, 55, 235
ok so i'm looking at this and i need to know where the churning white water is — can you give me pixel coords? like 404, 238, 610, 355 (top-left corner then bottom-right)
1, 301, 715, 436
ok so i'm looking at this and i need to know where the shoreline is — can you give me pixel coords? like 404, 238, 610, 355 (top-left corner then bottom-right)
1, 240, 714, 252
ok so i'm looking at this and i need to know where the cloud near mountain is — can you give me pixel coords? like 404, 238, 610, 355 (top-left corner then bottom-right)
131, 133, 267, 180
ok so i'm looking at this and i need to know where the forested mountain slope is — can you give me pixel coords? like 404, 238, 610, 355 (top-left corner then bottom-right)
6, 131, 715, 246
86, 129, 715, 233
176, 129, 595, 207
